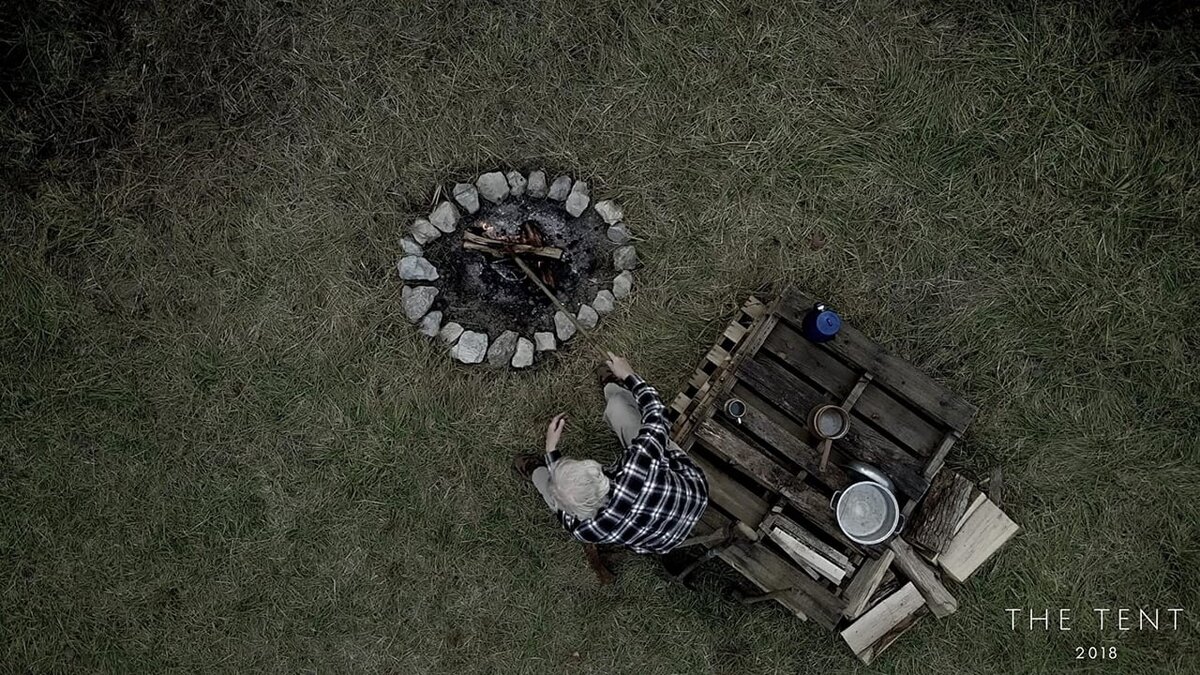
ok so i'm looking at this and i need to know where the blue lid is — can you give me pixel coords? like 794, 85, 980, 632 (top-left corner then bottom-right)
816, 310, 841, 336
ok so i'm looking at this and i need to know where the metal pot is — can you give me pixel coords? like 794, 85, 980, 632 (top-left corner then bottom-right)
830, 462, 903, 546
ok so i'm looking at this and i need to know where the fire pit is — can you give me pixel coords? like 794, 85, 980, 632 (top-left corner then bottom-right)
397, 170, 637, 368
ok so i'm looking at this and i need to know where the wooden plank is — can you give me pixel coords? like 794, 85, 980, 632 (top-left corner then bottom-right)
762, 321, 858, 397
772, 515, 853, 572
908, 470, 975, 554
841, 582, 928, 665
841, 551, 895, 620
780, 289, 977, 434
700, 504, 820, 619
923, 430, 960, 478
762, 322, 943, 457
673, 296, 781, 447
887, 537, 958, 618
694, 419, 806, 503
739, 356, 930, 500
696, 420, 868, 554
690, 452, 770, 527
719, 389, 853, 491
763, 315, 943, 460
719, 537, 846, 629
939, 498, 1019, 583
723, 321, 749, 344
768, 527, 848, 584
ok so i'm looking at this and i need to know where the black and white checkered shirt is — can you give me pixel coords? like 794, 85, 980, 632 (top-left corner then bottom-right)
548, 375, 709, 554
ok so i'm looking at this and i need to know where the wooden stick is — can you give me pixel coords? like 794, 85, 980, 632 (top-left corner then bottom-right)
462, 232, 564, 260
511, 257, 606, 356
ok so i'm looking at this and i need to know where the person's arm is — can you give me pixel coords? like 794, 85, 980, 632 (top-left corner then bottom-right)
544, 412, 566, 467
606, 353, 671, 464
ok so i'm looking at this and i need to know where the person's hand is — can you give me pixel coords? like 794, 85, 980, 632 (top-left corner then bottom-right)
605, 351, 634, 381
545, 413, 567, 452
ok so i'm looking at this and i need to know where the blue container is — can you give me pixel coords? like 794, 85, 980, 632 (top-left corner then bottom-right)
802, 303, 842, 343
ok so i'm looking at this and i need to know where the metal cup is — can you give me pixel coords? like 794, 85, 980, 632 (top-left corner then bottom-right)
724, 398, 747, 424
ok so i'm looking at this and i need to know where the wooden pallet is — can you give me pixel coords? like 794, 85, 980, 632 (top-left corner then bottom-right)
671, 289, 1019, 663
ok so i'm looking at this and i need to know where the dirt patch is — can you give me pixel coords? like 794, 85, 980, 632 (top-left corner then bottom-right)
423, 197, 616, 335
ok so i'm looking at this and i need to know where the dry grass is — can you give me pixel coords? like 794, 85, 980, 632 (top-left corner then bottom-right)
2, 0, 1198, 672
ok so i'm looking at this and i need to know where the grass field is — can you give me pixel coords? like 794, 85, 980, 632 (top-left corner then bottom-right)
3, 0, 1198, 672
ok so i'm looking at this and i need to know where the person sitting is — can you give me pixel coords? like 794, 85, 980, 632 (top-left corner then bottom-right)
513, 352, 709, 581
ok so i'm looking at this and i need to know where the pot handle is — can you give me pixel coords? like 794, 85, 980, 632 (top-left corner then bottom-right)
896, 513, 906, 534
829, 490, 842, 510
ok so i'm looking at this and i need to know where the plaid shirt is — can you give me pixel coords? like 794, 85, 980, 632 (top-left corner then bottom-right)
547, 375, 709, 554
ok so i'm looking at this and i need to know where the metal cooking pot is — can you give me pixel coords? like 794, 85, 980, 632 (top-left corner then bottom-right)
830, 462, 903, 546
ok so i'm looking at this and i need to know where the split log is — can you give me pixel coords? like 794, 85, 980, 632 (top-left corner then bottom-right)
887, 536, 958, 618
841, 582, 928, 665
841, 551, 895, 620
939, 497, 1019, 583
908, 470, 975, 555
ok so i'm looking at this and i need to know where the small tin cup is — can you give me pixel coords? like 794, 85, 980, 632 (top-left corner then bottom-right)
724, 398, 747, 424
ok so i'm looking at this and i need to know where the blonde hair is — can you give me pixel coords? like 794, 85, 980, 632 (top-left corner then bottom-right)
549, 459, 611, 520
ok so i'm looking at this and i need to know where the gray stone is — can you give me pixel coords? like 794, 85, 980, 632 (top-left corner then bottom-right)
554, 310, 577, 342
419, 310, 443, 337
411, 218, 440, 245
452, 183, 480, 214
592, 290, 615, 315
613, 245, 638, 270
527, 170, 548, 198
511, 337, 535, 368
451, 331, 488, 364
475, 171, 510, 203
397, 256, 439, 281
506, 171, 527, 197
565, 180, 590, 217
577, 304, 599, 330
548, 175, 572, 201
400, 237, 423, 257
606, 223, 631, 244
594, 200, 623, 225
429, 201, 459, 233
401, 285, 438, 322
439, 322, 464, 345
486, 330, 519, 367
534, 331, 556, 352
613, 270, 633, 299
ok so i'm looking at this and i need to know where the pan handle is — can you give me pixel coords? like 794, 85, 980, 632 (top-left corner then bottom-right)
843, 461, 895, 493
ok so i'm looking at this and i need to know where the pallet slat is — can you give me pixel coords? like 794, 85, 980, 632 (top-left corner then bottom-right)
691, 452, 770, 527
780, 289, 978, 434
739, 356, 930, 500
764, 322, 943, 456
717, 389, 853, 490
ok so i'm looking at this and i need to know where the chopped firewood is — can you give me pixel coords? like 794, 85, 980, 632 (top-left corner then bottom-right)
841, 551, 895, 620
908, 471, 976, 555
887, 537, 958, 618
841, 582, 928, 665
938, 498, 1019, 583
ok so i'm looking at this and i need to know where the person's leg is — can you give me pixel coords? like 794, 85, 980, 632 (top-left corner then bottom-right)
531, 467, 558, 511
603, 383, 642, 448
